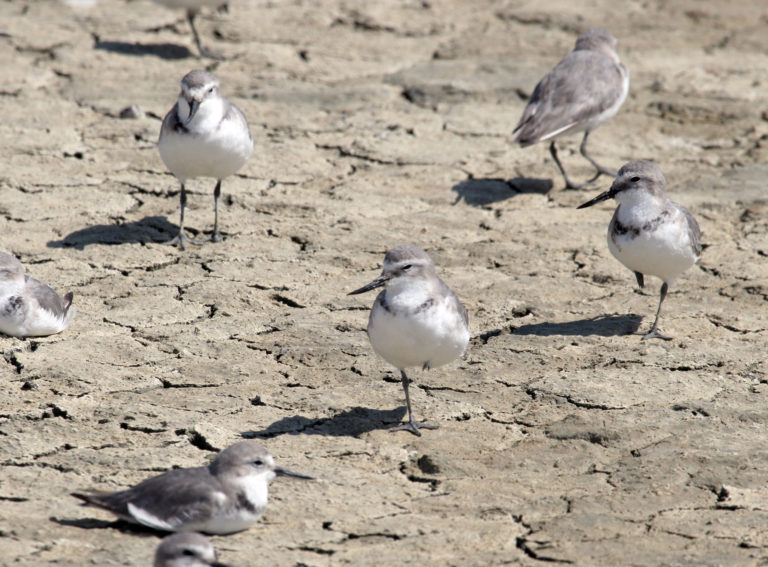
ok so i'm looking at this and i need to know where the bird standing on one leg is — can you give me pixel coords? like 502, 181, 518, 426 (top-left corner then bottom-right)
348, 245, 470, 436
578, 160, 702, 340
513, 28, 629, 189
158, 69, 253, 250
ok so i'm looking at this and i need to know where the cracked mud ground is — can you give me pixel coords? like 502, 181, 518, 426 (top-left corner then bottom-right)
1, 1, 767, 565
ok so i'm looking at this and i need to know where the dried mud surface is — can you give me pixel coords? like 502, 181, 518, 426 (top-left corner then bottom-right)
1, 1, 767, 565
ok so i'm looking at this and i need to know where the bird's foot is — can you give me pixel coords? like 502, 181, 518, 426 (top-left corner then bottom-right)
389, 420, 439, 437
638, 328, 673, 341
209, 229, 240, 243
161, 231, 206, 251
562, 170, 603, 190
197, 45, 225, 60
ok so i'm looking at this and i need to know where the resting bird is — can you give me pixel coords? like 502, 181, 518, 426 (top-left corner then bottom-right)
0, 251, 74, 338
72, 441, 312, 534
154, 532, 230, 567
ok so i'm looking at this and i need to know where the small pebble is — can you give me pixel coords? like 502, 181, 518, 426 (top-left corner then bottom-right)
119, 104, 145, 119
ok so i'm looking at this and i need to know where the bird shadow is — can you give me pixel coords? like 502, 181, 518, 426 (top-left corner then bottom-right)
94, 40, 193, 60
452, 177, 553, 206
242, 406, 408, 439
47, 216, 178, 249
50, 516, 160, 536
513, 314, 643, 337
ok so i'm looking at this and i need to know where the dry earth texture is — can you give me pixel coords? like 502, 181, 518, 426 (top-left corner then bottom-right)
1, 0, 767, 565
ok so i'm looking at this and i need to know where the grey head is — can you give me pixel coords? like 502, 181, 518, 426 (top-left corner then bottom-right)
577, 160, 667, 209
348, 244, 438, 295
154, 532, 230, 567
209, 441, 314, 481
574, 28, 618, 53
178, 69, 220, 124
0, 252, 25, 284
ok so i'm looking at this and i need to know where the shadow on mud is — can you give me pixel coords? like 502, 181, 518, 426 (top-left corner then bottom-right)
451, 177, 553, 206
51, 516, 160, 535
94, 40, 193, 60
47, 216, 180, 249
513, 314, 643, 337
243, 406, 409, 438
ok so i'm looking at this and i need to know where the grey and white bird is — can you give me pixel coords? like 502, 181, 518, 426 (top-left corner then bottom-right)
513, 28, 629, 189
158, 69, 253, 250
348, 244, 470, 436
154, 532, 230, 567
578, 160, 702, 340
153, 0, 227, 59
72, 441, 312, 534
0, 251, 74, 338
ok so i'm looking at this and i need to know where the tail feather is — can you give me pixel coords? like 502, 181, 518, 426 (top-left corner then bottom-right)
71, 491, 110, 507
63, 292, 74, 313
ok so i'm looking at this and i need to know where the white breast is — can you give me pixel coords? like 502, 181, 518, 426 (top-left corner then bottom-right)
159, 98, 253, 182
367, 283, 469, 370
608, 205, 698, 284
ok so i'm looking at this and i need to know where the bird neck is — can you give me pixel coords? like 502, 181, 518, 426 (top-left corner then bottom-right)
385, 276, 436, 308
177, 96, 225, 131
615, 190, 670, 225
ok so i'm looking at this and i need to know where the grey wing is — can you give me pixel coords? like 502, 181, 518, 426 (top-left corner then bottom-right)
440, 279, 468, 330
160, 103, 185, 140
222, 98, 252, 142
24, 276, 71, 317
513, 51, 626, 145
677, 203, 702, 257
86, 467, 222, 529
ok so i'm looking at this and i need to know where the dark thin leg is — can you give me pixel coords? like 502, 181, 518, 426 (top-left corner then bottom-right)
579, 131, 618, 179
642, 282, 673, 341
549, 141, 586, 190
634, 271, 644, 289
186, 9, 223, 60
212, 179, 222, 242
162, 183, 205, 250
389, 370, 438, 437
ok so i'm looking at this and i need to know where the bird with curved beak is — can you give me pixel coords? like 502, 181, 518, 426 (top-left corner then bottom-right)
578, 160, 702, 340
72, 441, 313, 534
158, 69, 253, 250
348, 244, 470, 436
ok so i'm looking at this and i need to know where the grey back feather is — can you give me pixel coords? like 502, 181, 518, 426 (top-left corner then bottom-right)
24, 276, 72, 318
513, 49, 626, 145
676, 203, 702, 257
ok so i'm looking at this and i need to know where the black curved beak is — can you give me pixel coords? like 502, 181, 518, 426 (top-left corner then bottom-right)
577, 187, 616, 209
348, 273, 389, 295
185, 98, 201, 125
212, 562, 232, 567
274, 467, 315, 480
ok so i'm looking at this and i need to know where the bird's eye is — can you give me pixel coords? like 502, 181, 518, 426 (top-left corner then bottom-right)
252, 459, 265, 466
402, 264, 412, 271
630, 176, 640, 183
207, 86, 215, 94
182, 550, 196, 557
